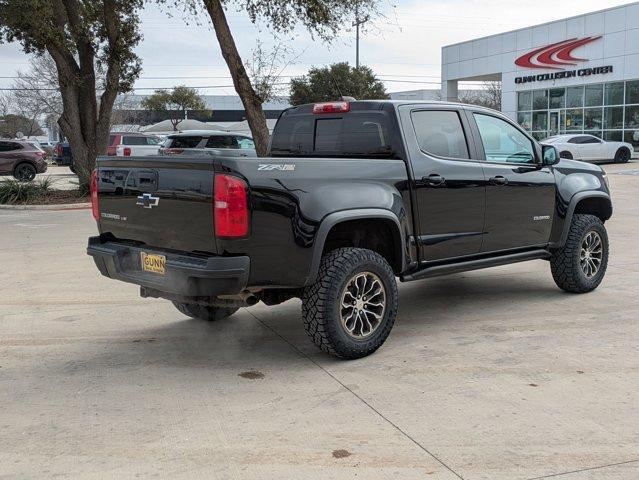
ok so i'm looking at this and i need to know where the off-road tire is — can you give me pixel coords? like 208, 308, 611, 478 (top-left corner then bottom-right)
614, 147, 631, 163
302, 247, 398, 359
172, 301, 238, 321
550, 214, 608, 293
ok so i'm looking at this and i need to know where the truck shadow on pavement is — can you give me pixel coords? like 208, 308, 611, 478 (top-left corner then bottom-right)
57, 271, 567, 374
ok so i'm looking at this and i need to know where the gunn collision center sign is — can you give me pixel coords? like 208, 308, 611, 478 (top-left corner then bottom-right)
514, 36, 613, 84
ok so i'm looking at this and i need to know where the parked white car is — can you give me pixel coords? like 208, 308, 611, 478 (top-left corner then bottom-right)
541, 134, 634, 163
115, 134, 162, 157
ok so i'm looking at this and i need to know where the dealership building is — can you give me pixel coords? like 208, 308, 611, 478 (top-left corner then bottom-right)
441, 2, 639, 151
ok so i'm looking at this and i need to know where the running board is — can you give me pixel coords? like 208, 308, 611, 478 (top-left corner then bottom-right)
401, 249, 551, 282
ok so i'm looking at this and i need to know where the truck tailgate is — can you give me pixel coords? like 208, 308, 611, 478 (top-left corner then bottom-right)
96, 156, 217, 254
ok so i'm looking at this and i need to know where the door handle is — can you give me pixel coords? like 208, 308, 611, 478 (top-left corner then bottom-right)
489, 175, 508, 186
422, 174, 445, 186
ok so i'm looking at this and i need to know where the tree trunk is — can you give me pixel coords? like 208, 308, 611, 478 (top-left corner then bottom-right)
203, 0, 270, 156
44, 0, 125, 188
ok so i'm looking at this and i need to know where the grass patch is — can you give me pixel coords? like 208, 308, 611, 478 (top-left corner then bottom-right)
0, 178, 88, 205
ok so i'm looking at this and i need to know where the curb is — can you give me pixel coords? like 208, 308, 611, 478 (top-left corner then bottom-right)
0, 202, 91, 211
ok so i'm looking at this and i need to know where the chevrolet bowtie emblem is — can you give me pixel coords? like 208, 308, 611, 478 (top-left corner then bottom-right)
136, 193, 160, 209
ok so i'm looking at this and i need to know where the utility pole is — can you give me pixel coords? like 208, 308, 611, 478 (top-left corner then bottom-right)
353, 4, 369, 68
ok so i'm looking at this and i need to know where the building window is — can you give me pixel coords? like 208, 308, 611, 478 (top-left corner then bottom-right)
532, 111, 547, 131
603, 107, 624, 129
624, 130, 639, 151
566, 86, 584, 108
585, 84, 603, 107
515, 80, 639, 151
532, 90, 548, 110
565, 109, 584, 131
584, 108, 603, 130
517, 112, 532, 131
549, 88, 565, 109
518, 91, 532, 111
626, 105, 639, 128
605, 82, 624, 105
626, 80, 639, 105
604, 131, 623, 142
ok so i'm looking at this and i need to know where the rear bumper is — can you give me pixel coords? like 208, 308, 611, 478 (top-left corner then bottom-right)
87, 236, 249, 297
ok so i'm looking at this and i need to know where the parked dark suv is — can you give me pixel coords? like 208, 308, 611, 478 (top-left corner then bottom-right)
0, 140, 47, 181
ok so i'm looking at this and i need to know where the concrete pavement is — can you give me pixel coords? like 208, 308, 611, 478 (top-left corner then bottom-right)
1, 162, 638, 479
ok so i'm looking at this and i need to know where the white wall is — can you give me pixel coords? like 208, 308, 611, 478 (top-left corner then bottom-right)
442, 2, 639, 120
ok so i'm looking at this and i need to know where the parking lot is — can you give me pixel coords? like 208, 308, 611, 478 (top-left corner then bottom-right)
1, 161, 638, 480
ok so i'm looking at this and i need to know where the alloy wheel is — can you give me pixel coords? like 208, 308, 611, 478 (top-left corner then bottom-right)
340, 272, 386, 339
16, 164, 36, 181
580, 231, 603, 278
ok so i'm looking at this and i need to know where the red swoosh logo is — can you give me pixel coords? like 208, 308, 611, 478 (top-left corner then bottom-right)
515, 36, 601, 69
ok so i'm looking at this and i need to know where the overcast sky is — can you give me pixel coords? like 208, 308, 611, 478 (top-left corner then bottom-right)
0, 0, 633, 95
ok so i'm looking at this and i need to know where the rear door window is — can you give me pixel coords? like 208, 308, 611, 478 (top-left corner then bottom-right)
0, 142, 22, 152
167, 136, 203, 149
410, 110, 469, 159
205, 135, 239, 149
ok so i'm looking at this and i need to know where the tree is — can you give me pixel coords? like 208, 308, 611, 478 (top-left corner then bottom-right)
174, 0, 381, 156
0, 0, 143, 186
289, 62, 388, 105
246, 37, 301, 104
458, 82, 502, 111
140, 86, 207, 131
0, 55, 62, 140
12, 54, 63, 119
0, 113, 44, 138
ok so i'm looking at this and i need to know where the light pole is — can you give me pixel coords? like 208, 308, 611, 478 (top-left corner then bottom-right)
353, 4, 369, 68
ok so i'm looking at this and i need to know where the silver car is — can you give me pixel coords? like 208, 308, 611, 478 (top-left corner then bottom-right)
159, 130, 257, 158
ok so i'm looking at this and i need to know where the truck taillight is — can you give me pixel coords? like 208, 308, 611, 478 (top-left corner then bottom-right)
123, 147, 131, 156
313, 101, 350, 114
90, 169, 99, 221
214, 174, 248, 238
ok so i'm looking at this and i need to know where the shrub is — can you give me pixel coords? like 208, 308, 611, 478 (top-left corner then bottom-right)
0, 178, 53, 204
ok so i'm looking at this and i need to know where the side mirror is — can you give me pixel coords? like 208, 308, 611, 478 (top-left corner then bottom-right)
542, 145, 559, 165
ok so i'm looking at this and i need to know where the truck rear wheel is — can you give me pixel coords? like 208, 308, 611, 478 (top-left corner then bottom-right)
302, 247, 398, 359
172, 301, 239, 321
550, 214, 609, 293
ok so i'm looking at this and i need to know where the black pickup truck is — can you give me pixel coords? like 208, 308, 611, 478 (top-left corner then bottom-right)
88, 100, 612, 359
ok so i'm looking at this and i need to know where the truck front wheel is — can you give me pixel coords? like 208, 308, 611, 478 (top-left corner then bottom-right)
550, 214, 609, 293
302, 248, 398, 359
172, 301, 238, 321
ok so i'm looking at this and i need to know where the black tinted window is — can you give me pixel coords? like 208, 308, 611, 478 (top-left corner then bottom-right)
568, 136, 595, 144
205, 135, 239, 149
411, 110, 469, 159
167, 136, 202, 149
270, 112, 394, 157
108, 135, 116, 145
0, 141, 21, 152
123, 136, 147, 146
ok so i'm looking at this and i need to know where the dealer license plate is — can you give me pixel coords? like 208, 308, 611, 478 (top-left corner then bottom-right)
140, 252, 166, 275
